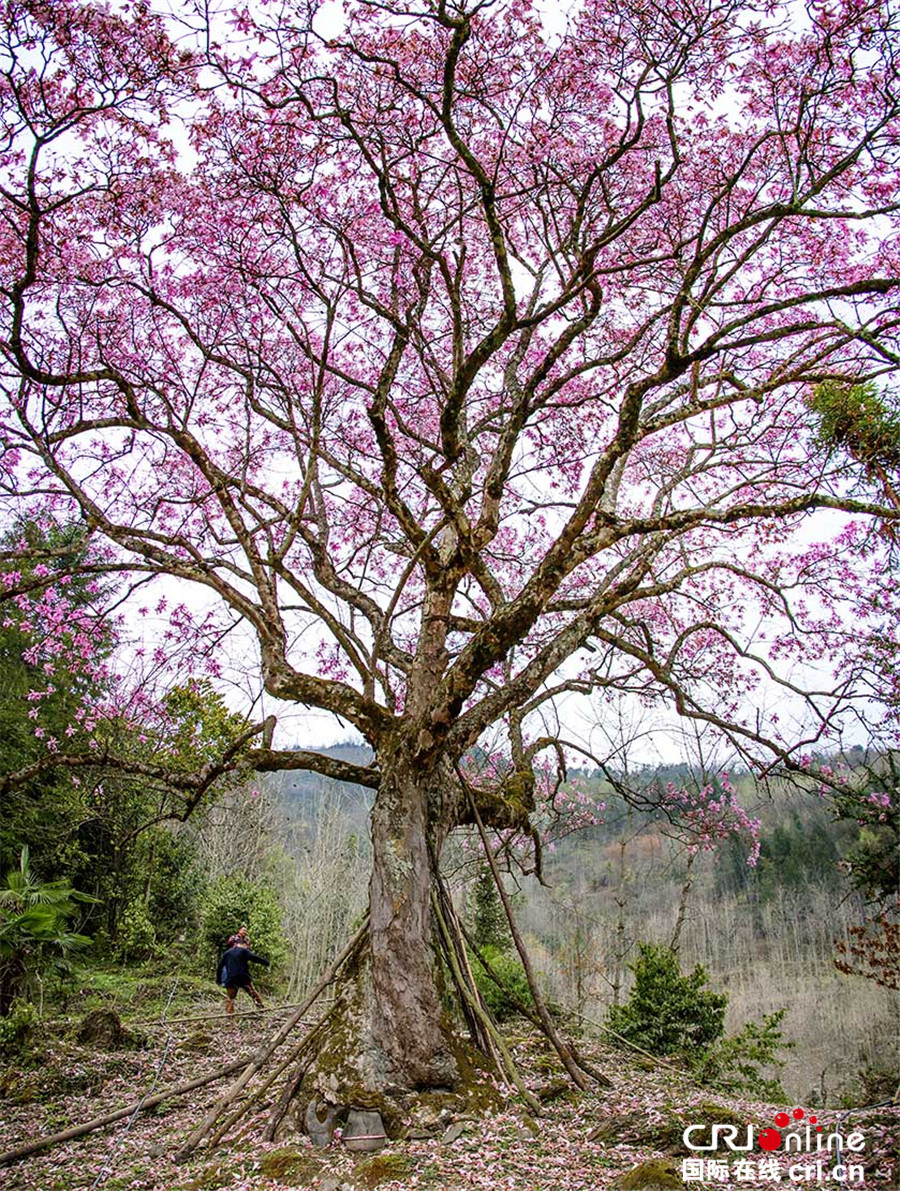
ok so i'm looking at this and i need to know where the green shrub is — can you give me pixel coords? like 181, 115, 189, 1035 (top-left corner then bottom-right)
144, 829, 205, 936
606, 943, 727, 1056
692, 1009, 789, 1099
200, 875, 287, 990
607, 942, 788, 1098
0, 847, 95, 1014
115, 901, 156, 963
0, 997, 38, 1057
469, 944, 534, 1022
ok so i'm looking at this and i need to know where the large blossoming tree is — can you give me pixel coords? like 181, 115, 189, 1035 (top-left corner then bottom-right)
1, 0, 899, 1113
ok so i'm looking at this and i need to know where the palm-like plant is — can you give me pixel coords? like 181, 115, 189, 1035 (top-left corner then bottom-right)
0, 847, 96, 1015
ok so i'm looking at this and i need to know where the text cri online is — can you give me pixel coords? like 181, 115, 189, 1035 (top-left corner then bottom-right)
681, 1126, 866, 1184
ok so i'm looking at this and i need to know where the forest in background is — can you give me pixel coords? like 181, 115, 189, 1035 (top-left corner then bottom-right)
266, 747, 900, 1107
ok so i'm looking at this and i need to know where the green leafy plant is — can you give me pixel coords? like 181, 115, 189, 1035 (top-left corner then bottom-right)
468, 943, 534, 1022
606, 943, 788, 1097
115, 901, 156, 963
163, 680, 252, 773
0, 997, 38, 1057
808, 381, 900, 466
692, 1010, 789, 1099
0, 847, 96, 1015
606, 943, 727, 1055
808, 381, 900, 509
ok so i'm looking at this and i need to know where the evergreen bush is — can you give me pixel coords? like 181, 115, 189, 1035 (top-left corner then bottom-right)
469, 863, 513, 952
606, 942, 787, 1098
606, 942, 727, 1055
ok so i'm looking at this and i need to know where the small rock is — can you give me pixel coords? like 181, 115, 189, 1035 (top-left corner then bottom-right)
536, 1079, 571, 1104
441, 1121, 467, 1145
177, 1030, 213, 1054
405, 1128, 435, 1141
616, 1158, 684, 1190
518, 1114, 540, 1136
76, 1009, 132, 1049
146, 1143, 168, 1159
316, 1177, 341, 1191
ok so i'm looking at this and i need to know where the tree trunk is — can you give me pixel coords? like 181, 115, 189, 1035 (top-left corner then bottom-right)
367, 755, 457, 1088
285, 750, 464, 1133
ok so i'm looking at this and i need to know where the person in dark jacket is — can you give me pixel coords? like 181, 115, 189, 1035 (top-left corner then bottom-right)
218, 938, 270, 1016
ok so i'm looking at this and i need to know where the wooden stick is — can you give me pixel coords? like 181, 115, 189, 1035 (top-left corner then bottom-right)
206, 1028, 316, 1149
458, 918, 545, 1030
0, 1058, 248, 1167
131, 999, 335, 1028
263, 1053, 314, 1144
435, 878, 498, 1066
432, 893, 540, 1113
455, 918, 611, 1084
462, 778, 589, 1090
205, 1002, 339, 1149
262, 1003, 341, 1143
175, 916, 368, 1161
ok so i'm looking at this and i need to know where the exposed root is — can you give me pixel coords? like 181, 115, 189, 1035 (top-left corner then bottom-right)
269, 938, 503, 1144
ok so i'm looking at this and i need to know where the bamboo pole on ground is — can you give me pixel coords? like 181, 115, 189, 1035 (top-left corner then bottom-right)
131, 999, 335, 1028
0, 1058, 249, 1167
206, 1004, 339, 1150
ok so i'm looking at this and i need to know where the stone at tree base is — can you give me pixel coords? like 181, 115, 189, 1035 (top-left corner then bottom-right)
276, 958, 504, 1149
306, 1100, 339, 1149
76, 1008, 132, 1049
344, 1108, 387, 1152
617, 1158, 685, 1190
440, 1121, 467, 1144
